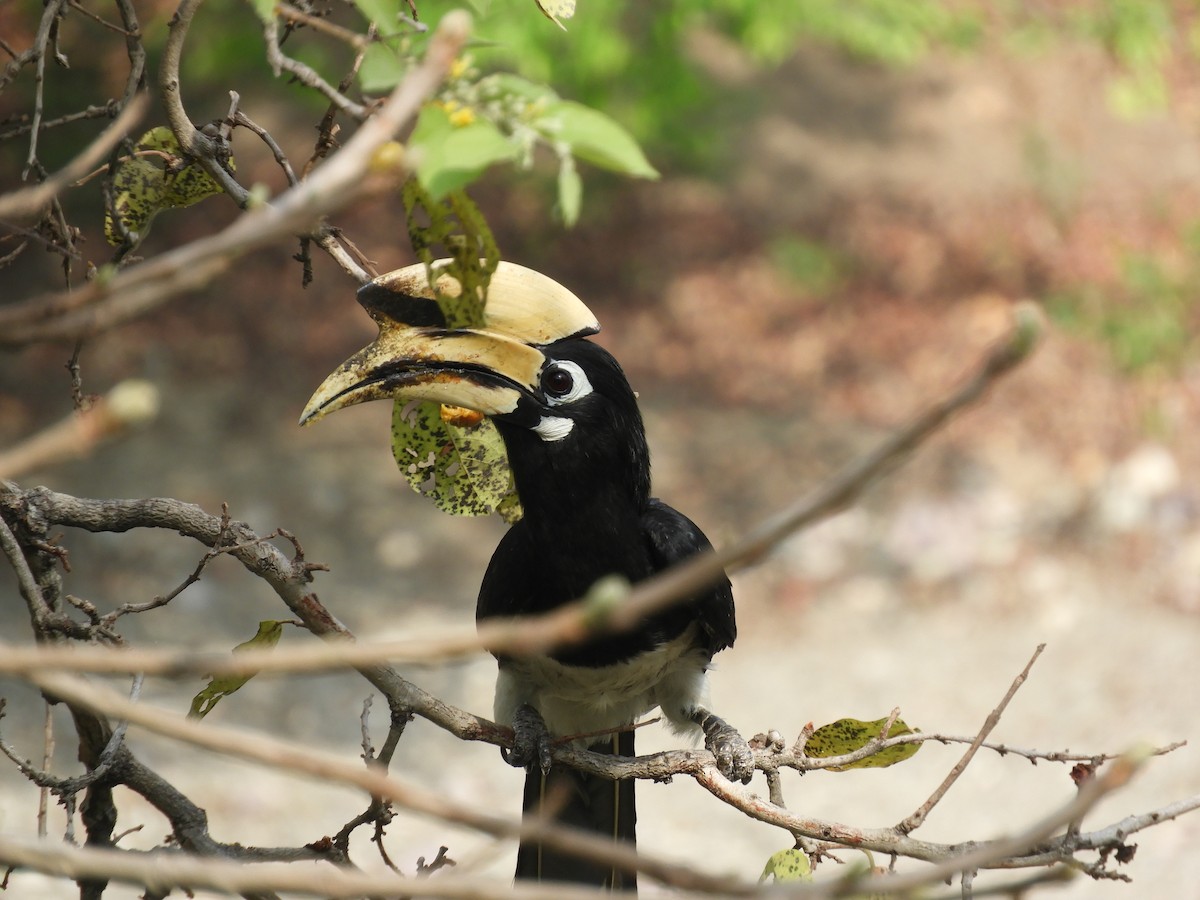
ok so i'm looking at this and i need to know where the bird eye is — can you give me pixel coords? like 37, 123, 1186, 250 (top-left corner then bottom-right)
543, 364, 575, 397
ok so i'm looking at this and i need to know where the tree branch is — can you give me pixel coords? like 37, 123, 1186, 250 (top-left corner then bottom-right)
0, 10, 469, 346
0, 93, 149, 222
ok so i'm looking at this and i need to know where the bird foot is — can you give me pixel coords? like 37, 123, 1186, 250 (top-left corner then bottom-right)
693, 709, 754, 784
503, 703, 552, 773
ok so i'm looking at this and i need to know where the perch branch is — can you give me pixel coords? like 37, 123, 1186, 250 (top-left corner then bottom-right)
18, 670, 751, 896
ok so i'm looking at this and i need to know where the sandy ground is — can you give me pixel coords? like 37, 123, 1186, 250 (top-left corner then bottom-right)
2, 369, 1197, 898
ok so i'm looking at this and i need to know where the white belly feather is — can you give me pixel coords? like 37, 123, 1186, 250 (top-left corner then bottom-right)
494, 623, 713, 742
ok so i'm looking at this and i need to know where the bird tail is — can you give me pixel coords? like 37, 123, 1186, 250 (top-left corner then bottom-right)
516, 728, 637, 890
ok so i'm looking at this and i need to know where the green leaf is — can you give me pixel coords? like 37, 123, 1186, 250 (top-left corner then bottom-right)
537, 100, 658, 179
805, 716, 921, 771
411, 106, 520, 199
557, 154, 582, 226
400, 178, 499, 325
188, 620, 287, 718
390, 400, 520, 517
104, 126, 229, 246
760, 848, 813, 883
360, 40, 408, 92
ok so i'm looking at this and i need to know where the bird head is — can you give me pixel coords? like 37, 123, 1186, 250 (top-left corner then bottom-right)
301, 261, 650, 507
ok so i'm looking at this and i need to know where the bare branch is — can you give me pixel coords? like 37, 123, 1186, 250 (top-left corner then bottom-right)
0, 836, 720, 900
0, 304, 1044, 676
22, 0, 71, 176
0, 93, 149, 221
263, 15, 371, 119
20, 670, 752, 896
0, 10, 469, 346
0, 380, 160, 481
898, 644, 1045, 834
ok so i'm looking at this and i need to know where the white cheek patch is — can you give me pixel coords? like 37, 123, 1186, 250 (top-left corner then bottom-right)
533, 415, 574, 442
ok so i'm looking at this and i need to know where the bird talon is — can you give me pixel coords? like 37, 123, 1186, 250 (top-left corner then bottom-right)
695, 710, 754, 784
508, 704, 553, 773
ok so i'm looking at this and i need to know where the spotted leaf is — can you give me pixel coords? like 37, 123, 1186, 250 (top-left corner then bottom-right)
105, 126, 230, 247
389, 182, 520, 518
391, 398, 520, 517
760, 848, 813, 884
805, 716, 921, 771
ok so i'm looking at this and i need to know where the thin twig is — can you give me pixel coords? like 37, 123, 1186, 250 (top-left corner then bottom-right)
263, 16, 370, 119
22, 670, 750, 896
23, 0, 72, 176
0, 509, 48, 629
276, 3, 370, 49
0, 93, 149, 221
0, 11, 468, 345
897, 644, 1046, 834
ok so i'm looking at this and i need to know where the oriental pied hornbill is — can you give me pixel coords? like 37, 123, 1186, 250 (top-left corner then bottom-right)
301, 261, 753, 891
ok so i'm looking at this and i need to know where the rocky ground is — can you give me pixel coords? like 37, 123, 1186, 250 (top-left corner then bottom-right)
3, 34, 1200, 900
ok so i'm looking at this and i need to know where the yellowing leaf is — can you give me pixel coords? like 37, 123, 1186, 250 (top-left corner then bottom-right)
188, 620, 287, 718
760, 848, 813, 884
805, 717, 921, 771
391, 180, 519, 518
535, 0, 575, 30
105, 126, 229, 246
391, 399, 520, 517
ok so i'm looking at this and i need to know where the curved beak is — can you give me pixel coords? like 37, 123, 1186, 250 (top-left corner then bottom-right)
299, 261, 598, 426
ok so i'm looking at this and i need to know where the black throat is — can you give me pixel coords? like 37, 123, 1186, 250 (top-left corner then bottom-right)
490, 395, 664, 666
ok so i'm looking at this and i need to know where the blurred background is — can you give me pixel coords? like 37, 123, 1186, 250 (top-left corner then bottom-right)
2, 0, 1199, 896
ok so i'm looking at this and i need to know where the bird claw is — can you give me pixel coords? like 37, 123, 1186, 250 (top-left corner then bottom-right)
694, 709, 754, 784
503, 704, 552, 773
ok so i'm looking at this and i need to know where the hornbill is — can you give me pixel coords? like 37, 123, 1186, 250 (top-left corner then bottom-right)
301, 261, 753, 890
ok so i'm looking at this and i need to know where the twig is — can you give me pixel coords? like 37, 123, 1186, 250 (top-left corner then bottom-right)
263, 15, 370, 120
233, 109, 299, 185
38, 702, 54, 838
20, 669, 752, 896
23, 0, 71, 176
0, 508, 48, 629
897, 644, 1045, 834
276, 3, 370, 49
66, 1, 133, 35
0, 93, 149, 221
159, 0, 236, 194
0, 10, 468, 345
0, 836, 722, 900
98, 518, 233, 627
0, 104, 117, 140
0, 380, 160, 481
0, 304, 1044, 670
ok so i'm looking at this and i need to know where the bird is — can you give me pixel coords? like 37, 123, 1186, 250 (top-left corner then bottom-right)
302, 260, 753, 891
